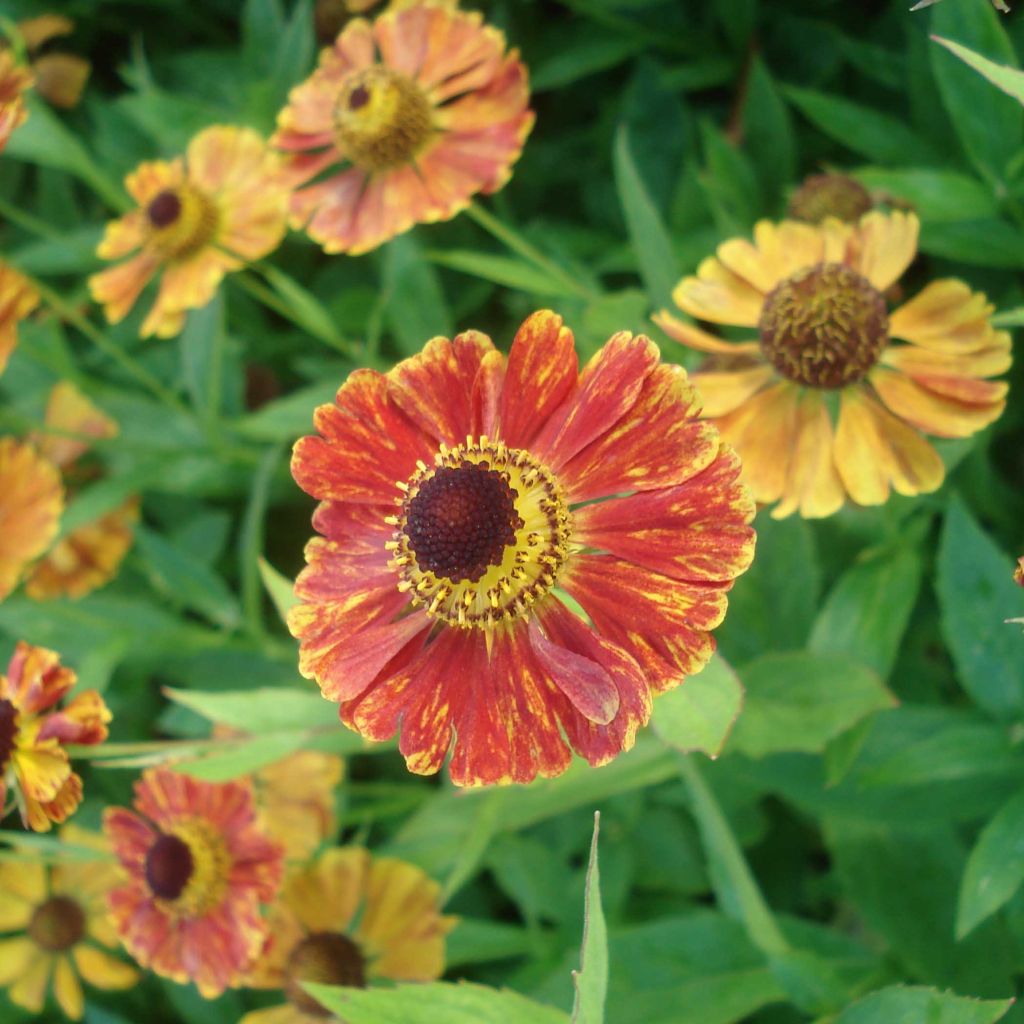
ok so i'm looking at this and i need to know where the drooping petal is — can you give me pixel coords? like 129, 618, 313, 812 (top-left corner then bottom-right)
140, 247, 237, 339
574, 445, 755, 583
881, 340, 1011, 380
87, 252, 161, 325
652, 309, 762, 356
5, 943, 49, 1012
888, 279, 1001, 353
671, 256, 766, 327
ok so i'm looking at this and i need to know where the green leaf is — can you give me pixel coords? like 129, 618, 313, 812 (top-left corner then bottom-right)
426, 250, 573, 296
809, 544, 923, 680
382, 234, 453, 355
957, 788, 1024, 938
833, 985, 1012, 1024
135, 527, 242, 630
235, 380, 340, 442
930, 1, 1022, 186
766, 950, 849, 1017
572, 813, 608, 1024
932, 35, 1024, 105
179, 295, 225, 425
306, 981, 570, 1024
937, 495, 1024, 719
162, 685, 338, 733
258, 263, 348, 349
992, 307, 1024, 326
742, 58, 796, 207
613, 124, 679, 310
171, 729, 310, 781
852, 168, 997, 222
258, 557, 299, 621
919, 218, 1024, 268
10, 225, 103, 275
727, 653, 896, 758
698, 119, 761, 233
650, 656, 744, 758
783, 85, 938, 165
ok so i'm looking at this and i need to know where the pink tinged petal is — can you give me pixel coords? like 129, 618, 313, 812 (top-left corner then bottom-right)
413, 8, 504, 95
869, 367, 1006, 439
375, 4, 432, 78
574, 446, 755, 583
652, 310, 761, 356
96, 210, 147, 260
527, 616, 620, 725
533, 332, 660, 470
103, 808, 157, 870
388, 332, 496, 445
559, 364, 720, 502
292, 369, 435, 505
471, 348, 505, 438
498, 310, 577, 449
293, 166, 367, 242
852, 210, 919, 292
88, 252, 160, 325
435, 54, 530, 133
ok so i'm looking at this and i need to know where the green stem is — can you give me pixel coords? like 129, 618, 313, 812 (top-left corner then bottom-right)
465, 201, 596, 300
678, 754, 789, 956
238, 445, 284, 640
0, 194, 64, 242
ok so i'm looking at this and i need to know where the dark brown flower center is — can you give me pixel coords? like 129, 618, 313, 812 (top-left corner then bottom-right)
787, 173, 873, 224
29, 896, 86, 952
405, 462, 523, 583
0, 698, 18, 773
334, 66, 433, 172
145, 833, 194, 900
758, 262, 889, 389
147, 189, 182, 228
285, 932, 367, 1018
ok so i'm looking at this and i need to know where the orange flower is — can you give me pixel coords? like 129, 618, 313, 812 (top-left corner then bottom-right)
274, 2, 533, 254
26, 382, 138, 600
0, 48, 33, 153
0, 262, 39, 377
88, 125, 290, 339
655, 212, 1011, 518
15, 15, 90, 109
0, 642, 110, 832
0, 438, 64, 601
290, 310, 755, 786
1015, 557, 1024, 587
103, 768, 284, 997
241, 847, 455, 1024
0, 825, 137, 1020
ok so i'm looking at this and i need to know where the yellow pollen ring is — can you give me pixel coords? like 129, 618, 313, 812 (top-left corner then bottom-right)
333, 66, 434, 173
160, 819, 231, 918
389, 437, 572, 631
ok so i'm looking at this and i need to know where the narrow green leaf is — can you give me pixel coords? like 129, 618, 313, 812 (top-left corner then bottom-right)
650, 655, 744, 758
259, 263, 346, 348
727, 653, 896, 758
937, 495, 1024, 719
426, 250, 573, 296
235, 380, 341, 442
742, 58, 796, 206
833, 985, 1012, 1024
957, 788, 1024, 938
852, 167, 997, 222
306, 981, 571, 1024
992, 307, 1024, 326
171, 730, 309, 781
613, 124, 679, 309
258, 557, 299, 621
920, 218, 1024, 268
179, 295, 225, 425
932, 35, 1024, 105
162, 686, 338, 733
572, 812, 608, 1024
382, 234, 453, 355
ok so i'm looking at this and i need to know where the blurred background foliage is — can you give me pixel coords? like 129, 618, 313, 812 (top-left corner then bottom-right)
2, 0, 1024, 1022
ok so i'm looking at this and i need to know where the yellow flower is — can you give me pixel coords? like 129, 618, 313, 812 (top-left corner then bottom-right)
0, 825, 137, 1020
0, 48, 33, 153
88, 125, 290, 339
655, 211, 1011, 518
26, 382, 138, 600
0, 437, 64, 601
0, 261, 40, 377
242, 847, 456, 1024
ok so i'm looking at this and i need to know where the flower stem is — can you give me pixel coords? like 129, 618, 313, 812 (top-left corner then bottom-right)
678, 754, 790, 956
466, 201, 597, 300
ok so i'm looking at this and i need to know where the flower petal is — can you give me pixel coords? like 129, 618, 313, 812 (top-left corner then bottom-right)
0, 936, 41, 986
7, 943, 50, 1012
53, 954, 84, 1021
286, 846, 368, 934
71, 944, 139, 990
574, 445, 755, 582
671, 256, 766, 327
652, 310, 761, 356
834, 388, 945, 505
888, 279, 997, 352
0, 862, 44, 930
691, 364, 776, 417
881, 340, 1011, 380
498, 310, 577, 450
852, 210, 918, 291
87, 252, 160, 326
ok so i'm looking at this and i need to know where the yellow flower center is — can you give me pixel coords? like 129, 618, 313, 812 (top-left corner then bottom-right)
284, 932, 366, 1018
145, 185, 219, 261
0, 698, 18, 775
28, 895, 85, 952
333, 66, 434, 172
143, 820, 230, 917
387, 438, 572, 630
787, 173, 873, 224
758, 262, 889, 390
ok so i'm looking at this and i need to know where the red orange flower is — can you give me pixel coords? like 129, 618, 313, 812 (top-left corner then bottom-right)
0, 262, 39, 377
0, 438, 64, 601
0, 825, 137, 1019
290, 310, 755, 786
0, 48, 33, 153
26, 382, 138, 600
241, 847, 455, 1024
655, 211, 1011, 517
103, 768, 284, 997
15, 15, 90, 109
274, 2, 533, 254
88, 125, 290, 338
0, 642, 110, 832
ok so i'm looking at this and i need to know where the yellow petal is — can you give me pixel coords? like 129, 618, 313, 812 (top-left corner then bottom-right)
53, 954, 84, 1020
772, 390, 845, 520
285, 847, 369, 934
672, 256, 765, 327
13, 741, 71, 803
0, 862, 46, 929
238, 1005, 310, 1024
888, 279, 1000, 355
72, 944, 139, 990
652, 309, 761, 356
870, 367, 1006, 439
881, 341, 1011, 380
691, 364, 775, 417
7, 945, 50, 1012
0, 935, 41, 985
853, 210, 918, 291
751, 219, 841, 283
